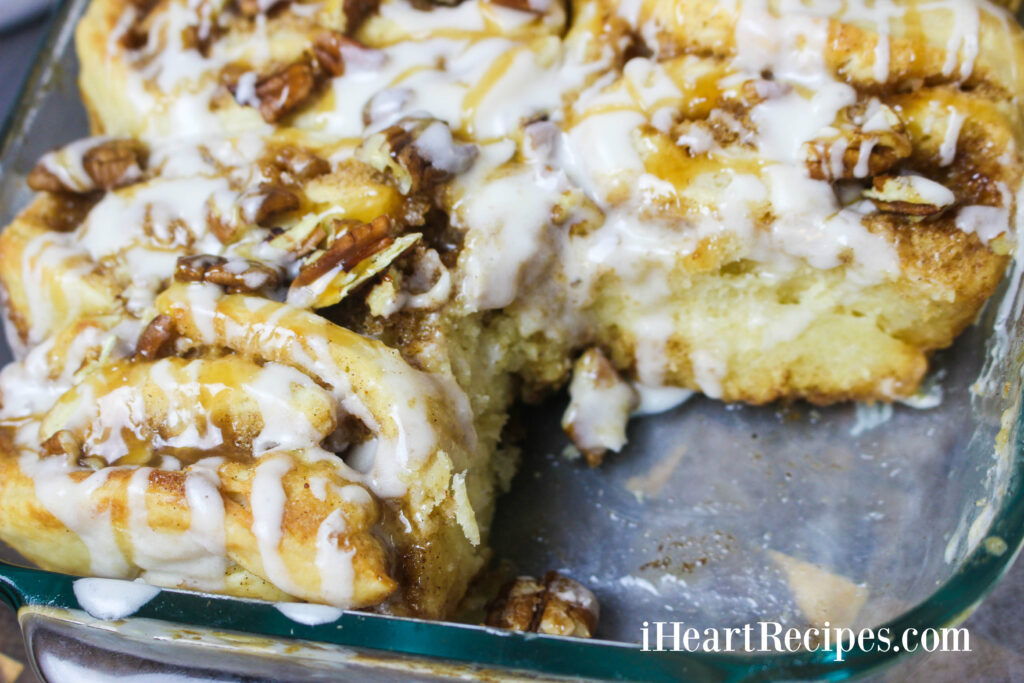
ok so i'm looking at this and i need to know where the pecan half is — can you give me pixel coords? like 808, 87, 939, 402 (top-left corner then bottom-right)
239, 184, 300, 225
291, 216, 392, 289
805, 101, 911, 181
28, 139, 147, 194
313, 32, 356, 77
486, 572, 599, 638
561, 348, 637, 467
83, 140, 148, 190
356, 117, 477, 194
863, 174, 956, 216
175, 254, 281, 293
274, 147, 331, 181
135, 314, 177, 361
232, 61, 316, 123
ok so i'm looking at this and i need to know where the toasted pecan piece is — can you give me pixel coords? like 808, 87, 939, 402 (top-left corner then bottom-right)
357, 117, 477, 194
134, 314, 177, 361
240, 184, 301, 225
175, 254, 281, 293
486, 572, 599, 638
313, 32, 356, 77
83, 140, 148, 190
291, 216, 393, 289
274, 146, 331, 181
561, 348, 637, 466
27, 139, 147, 194
232, 61, 316, 123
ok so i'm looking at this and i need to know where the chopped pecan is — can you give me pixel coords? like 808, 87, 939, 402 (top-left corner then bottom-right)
291, 216, 393, 289
274, 147, 331, 181
486, 572, 599, 638
357, 117, 477, 194
135, 314, 177, 360
232, 61, 316, 123
28, 139, 147, 194
313, 32, 356, 77
313, 32, 386, 78
561, 348, 637, 467
239, 184, 300, 225
287, 230, 420, 309
83, 140, 148, 190
805, 101, 911, 181
44, 194, 98, 233
863, 174, 956, 216
267, 216, 330, 256
295, 225, 328, 255
175, 254, 281, 293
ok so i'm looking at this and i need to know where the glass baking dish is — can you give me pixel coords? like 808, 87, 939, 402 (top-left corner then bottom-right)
2, 0, 1024, 680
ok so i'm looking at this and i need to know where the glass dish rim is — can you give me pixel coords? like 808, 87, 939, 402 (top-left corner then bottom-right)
1, 0, 1023, 679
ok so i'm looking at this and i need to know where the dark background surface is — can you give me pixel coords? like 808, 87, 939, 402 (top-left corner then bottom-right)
2, 8, 1024, 683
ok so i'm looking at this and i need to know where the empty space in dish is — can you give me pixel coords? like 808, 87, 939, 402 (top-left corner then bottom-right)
0, 0, 1020, 652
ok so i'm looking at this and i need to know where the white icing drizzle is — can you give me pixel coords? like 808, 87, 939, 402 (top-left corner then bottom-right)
250, 453, 304, 596
631, 384, 694, 416
314, 508, 356, 606
21, 455, 131, 576
453, 141, 563, 310
957, 205, 1010, 244
125, 466, 228, 590
183, 460, 228, 585
940, 106, 967, 166
942, 0, 981, 81
690, 349, 727, 400
73, 577, 161, 620
874, 32, 891, 84
849, 402, 894, 437
241, 362, 336, 454
18, 233, 93, 344
853, 138, 877, 178
275, 602, 344, 625
562, 350, 636, 456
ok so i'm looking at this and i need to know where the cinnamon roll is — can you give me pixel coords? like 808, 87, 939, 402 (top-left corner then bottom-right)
2, 0, 1024, 618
